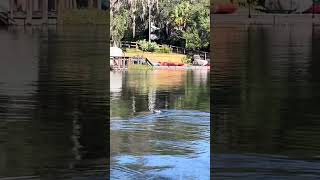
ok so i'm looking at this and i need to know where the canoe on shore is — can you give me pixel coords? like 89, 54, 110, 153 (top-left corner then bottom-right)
156, 62, 185, 66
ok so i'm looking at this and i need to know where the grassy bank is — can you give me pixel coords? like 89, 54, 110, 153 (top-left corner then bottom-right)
62, 9, 109, 25
124, 49, 187, 63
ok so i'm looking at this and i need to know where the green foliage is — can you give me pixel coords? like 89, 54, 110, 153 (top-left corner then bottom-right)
170, 1, 191, 30
111, 0, 210, 50
111, 10, 129, 46
178, 0, 210, 50
181, 56, 192, 64
168, 0, 209, 50
137, 39, 160, 52
183, 28, 202, 50
156, 45, 172, 53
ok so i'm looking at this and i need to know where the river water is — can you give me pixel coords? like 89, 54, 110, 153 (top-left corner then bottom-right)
110, 70, 210, 179
0, 25, 210, 179
212, 24, 320, 179
0, 26, 109, 179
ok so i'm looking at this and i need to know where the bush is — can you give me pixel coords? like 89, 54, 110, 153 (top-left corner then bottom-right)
137, 39, 159, 52
156, 45, 172, 53
182, 56, 192, 64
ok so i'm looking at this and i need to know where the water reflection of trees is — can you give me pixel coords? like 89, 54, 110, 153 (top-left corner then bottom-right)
212, 24, 320, 158
0, 26, 109, 178
111, 70, 210, 118
110, 70, 210, 166
35, 26, 109, 171
111, 120, 203, 156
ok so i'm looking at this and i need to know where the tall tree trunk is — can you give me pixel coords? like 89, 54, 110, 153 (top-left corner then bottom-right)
65, 0, 69, 9
166, 21, 169, 35
43, 0, 48, 23
33, 0, 39, 11
89, 0, 94, 8
9, 0, 14, 19
148, 1, 151, 42
132, 15, 136, 38
57, 0, 64, 24
26, 0, 32, 25
73, 0, 77, 9
19, 0, 27, 12
55, 0, 58, 11
97, 0, 102, 9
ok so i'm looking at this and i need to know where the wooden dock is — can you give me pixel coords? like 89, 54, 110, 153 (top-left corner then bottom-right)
110, 56, 153, 70
110, 56, 210, 71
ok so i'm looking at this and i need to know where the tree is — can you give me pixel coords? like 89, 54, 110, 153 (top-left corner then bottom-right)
110, 0, 210, 50
127, 0, 139, 38
170, 1, 191, 31
111, 10, 129, 47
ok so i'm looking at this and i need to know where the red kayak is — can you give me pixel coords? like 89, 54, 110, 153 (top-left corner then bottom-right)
159, 62, 184, 66
213, 4, 238, 14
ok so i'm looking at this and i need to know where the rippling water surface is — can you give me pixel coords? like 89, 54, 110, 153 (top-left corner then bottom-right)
212, 24, 320, 179
110, 70, 210, 179
0, 26, 108, 179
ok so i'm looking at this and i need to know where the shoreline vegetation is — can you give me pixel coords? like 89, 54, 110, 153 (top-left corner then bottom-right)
110, 0, 210, 52
110, 0, 210, 70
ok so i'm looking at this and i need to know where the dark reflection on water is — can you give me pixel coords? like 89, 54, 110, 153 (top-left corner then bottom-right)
212, 24, 320, 179
0, 26, 109, 179
110, 70, 210, 179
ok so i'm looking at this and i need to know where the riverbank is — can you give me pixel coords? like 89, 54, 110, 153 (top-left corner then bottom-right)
153, 66, 210, 70
124, 49, 187, 64
112, 64, 210, 71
